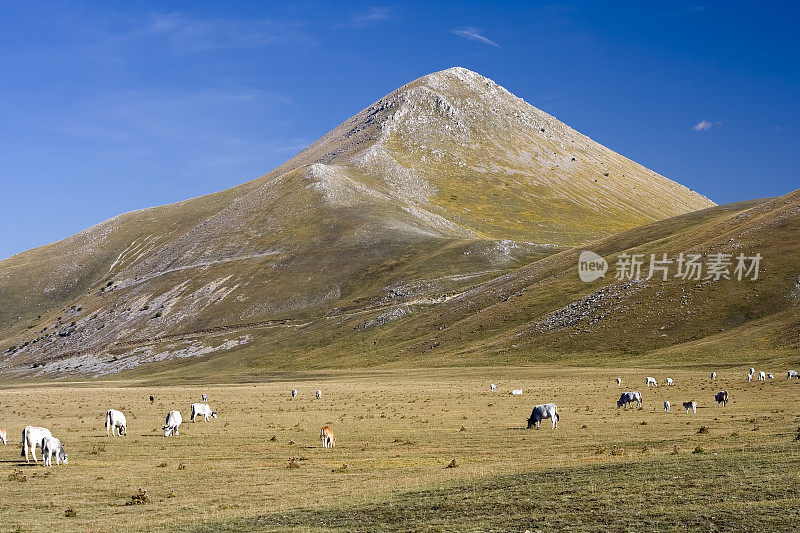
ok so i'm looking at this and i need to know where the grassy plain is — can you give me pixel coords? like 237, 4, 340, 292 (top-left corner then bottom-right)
1, 366, 798, 531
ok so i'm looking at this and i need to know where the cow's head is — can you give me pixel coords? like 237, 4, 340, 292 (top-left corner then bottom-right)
526, 416, 535, 429
59, 446, 68, 464
211, 411, 218, 419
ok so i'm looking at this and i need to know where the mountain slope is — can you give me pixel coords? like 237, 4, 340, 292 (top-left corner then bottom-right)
350, 190, 800, 367
0, 67, 714, 377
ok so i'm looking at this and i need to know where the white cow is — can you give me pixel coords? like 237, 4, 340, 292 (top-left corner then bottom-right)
201, 393, 208, 402
683, 400, 697, 414
527, 403, 559, 429
190, 403, 217, 422
665, 378, 675, 386
646, 377, 658, 387
163, 411, 182, 437
788, 370, 799, 380
711, 372, 717, 380
758, 371, 766, 381
490, 384, 497, 392
0, 426, 6, 445
291, 389, 298, 398
41, 436, 68, 466
510, 389, 523, 396
315, 390, 322, 399
22, 426, 52, 462
768, 374, 774, 379
616, 378, 622, 387
105, 409, 127, 437
664, 401, 670, 412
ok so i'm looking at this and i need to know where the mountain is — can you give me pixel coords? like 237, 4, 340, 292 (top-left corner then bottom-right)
355, 189, 800, 368
0, 67, 714, 377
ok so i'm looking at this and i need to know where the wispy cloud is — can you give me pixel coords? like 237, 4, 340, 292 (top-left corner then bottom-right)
55, 86, 291, 143
692, 119, 717, 132
450, 27, 500, 47
138, 13, 312, 53
347, 7, 392, 28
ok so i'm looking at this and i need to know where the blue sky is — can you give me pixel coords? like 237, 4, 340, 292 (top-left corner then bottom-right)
1, 1, 798, 259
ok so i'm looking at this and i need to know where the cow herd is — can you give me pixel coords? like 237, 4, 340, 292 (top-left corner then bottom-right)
2, 367, 798, 467
609, 367, 790, 422
2, 389, 336, 467
502, 367, 799, 430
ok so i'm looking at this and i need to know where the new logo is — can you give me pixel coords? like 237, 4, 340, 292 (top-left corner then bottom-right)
578, 250, 608, 282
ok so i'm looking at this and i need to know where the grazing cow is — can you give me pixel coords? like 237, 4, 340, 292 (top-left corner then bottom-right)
746, 373, 752, 383
22, 426, 52, 463
0, 426, 6, 445
526, 403, 559, 429
315, 390, 322, 399
617, 391, 642, 409
683, 401, 697, 414
616, 378, 622, 387
490, 384, 497, 392
320, 426, 335, 448
788, 370, 800, 380
646, 377, 658, 387
190, 403, 217, 422
664, 401, 670, 412
201, 393, 208, 402
665, 378, 675, 386
291, 389, 298, 398
711, 372, 717, 380
510, 389, 523, 396
105, 409, 127, 437
758, 371, 766, 381
749, 367, 755, 377
715, 390, 729, 407
163, 411, 182, 437
768, 374, 774, 379
41, 436, 68, 467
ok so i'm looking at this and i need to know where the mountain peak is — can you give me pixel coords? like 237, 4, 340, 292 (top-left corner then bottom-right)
1, 69, 715, 376
277, 67, 713, 242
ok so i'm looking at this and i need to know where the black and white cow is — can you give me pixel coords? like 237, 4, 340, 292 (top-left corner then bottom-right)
526, 403, 559, 429
715, 390, 729, 407
617, 391, 642, 409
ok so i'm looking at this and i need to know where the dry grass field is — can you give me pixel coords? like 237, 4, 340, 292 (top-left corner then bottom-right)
1, 366, 799, 531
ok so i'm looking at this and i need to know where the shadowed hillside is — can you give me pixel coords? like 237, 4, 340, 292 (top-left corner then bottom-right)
350, 191, 800, 368
0, 67, 714, 378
